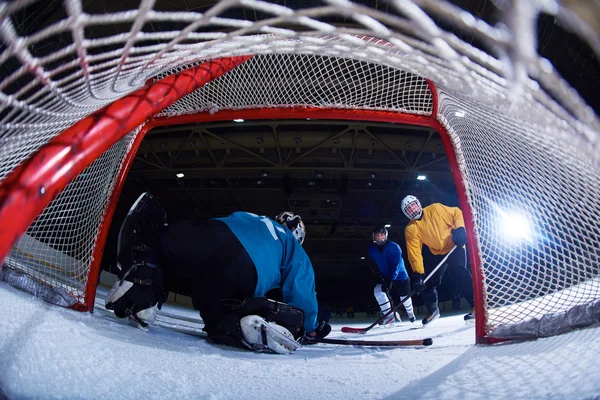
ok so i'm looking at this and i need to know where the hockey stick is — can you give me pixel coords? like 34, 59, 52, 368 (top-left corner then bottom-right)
341, 246, 457, 334
305, 337, 433, 347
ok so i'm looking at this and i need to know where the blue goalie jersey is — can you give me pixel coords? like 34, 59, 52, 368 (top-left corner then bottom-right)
214, 212, 319, 333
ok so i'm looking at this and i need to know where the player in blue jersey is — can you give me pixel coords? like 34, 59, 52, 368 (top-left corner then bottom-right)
105, 193, 330, 354
368, 225, 416, 325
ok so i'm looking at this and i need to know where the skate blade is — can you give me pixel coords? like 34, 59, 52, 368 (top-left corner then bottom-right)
422, 313, 440, 327
128, 317, 149, 332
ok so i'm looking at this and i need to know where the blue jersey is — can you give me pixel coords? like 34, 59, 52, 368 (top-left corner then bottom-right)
368, 241, 409, 281
214, 212, 319, 333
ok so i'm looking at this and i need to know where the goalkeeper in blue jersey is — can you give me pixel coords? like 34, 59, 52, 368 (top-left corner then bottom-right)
105, 193, 330, 354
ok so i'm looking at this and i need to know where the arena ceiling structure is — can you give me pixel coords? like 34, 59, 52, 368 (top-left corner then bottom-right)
7, 0, 599, 298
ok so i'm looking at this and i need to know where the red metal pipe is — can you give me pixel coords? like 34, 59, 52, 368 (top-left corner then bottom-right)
426, 79, 487, 343
0, 55, 252, 282
145, 107, 436, 129
78, 124, 153, 312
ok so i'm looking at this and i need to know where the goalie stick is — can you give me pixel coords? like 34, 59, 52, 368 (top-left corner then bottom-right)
305, 337, 433, 347
341, 246, 457, 334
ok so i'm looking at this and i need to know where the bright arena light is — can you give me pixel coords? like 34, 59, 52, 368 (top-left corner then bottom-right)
499, 211, 533, 242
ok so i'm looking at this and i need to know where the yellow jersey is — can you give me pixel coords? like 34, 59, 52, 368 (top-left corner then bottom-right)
405, 203, 465, 274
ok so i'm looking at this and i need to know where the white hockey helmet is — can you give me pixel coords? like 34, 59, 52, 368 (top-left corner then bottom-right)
275, 211, 306, 245
401, 195, 422, 220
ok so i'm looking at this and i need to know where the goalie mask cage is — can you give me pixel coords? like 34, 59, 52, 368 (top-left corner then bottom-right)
0, 0, 598, 344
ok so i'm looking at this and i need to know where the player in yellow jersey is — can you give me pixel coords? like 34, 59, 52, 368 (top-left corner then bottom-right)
401, 195, 475, 325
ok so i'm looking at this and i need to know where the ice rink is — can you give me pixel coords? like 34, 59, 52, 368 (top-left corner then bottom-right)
1, 282, 599, 399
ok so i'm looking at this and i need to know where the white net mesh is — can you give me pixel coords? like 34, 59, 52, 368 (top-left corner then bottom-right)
0, 0, 598, 338
157, 54, 433, 116
437, 89, 600, 331
4, 130, 139, 304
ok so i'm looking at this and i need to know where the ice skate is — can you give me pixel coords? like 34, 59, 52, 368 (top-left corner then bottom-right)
128, 315, 149, 332
408, 311, 416, 323
379, 312, 395, 327
422, 307, 440, 326
464, 308, 475, 325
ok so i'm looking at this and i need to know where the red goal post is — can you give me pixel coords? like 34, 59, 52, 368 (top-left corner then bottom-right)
0, 56, 252, 307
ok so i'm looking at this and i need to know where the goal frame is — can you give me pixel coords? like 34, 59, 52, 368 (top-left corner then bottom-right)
0, 57, 488, 341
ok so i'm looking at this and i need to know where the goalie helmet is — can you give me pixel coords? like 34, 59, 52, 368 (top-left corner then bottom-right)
275, 211, 306, 245
401, 195, 422, 220
372, 226, 388, 246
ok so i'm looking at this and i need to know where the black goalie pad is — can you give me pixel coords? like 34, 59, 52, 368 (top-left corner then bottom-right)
107, 192, 169, 320
105, 265, 168, 318
206, 297, 305, 349
237, 297, 305, 340
117, 192, 167, 272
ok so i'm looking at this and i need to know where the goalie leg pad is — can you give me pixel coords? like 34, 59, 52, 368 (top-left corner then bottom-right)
240, 315, 301, 354
205, 297, 305, 353
117, 192, 167, 271
236, 297, 305, 340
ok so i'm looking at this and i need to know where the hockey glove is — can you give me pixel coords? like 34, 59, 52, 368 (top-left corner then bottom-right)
302, 320, 332, 344
313, 320, 332, 339
381, 276, 393, 292
317, 308, 333, 325
413, 275, 426, 294
451, 227, 468, 247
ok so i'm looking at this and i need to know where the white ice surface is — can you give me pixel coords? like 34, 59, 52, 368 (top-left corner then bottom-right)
1, 282, 599, 400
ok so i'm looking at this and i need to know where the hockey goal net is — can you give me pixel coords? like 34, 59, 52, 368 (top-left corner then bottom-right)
0, 0, 598, 343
